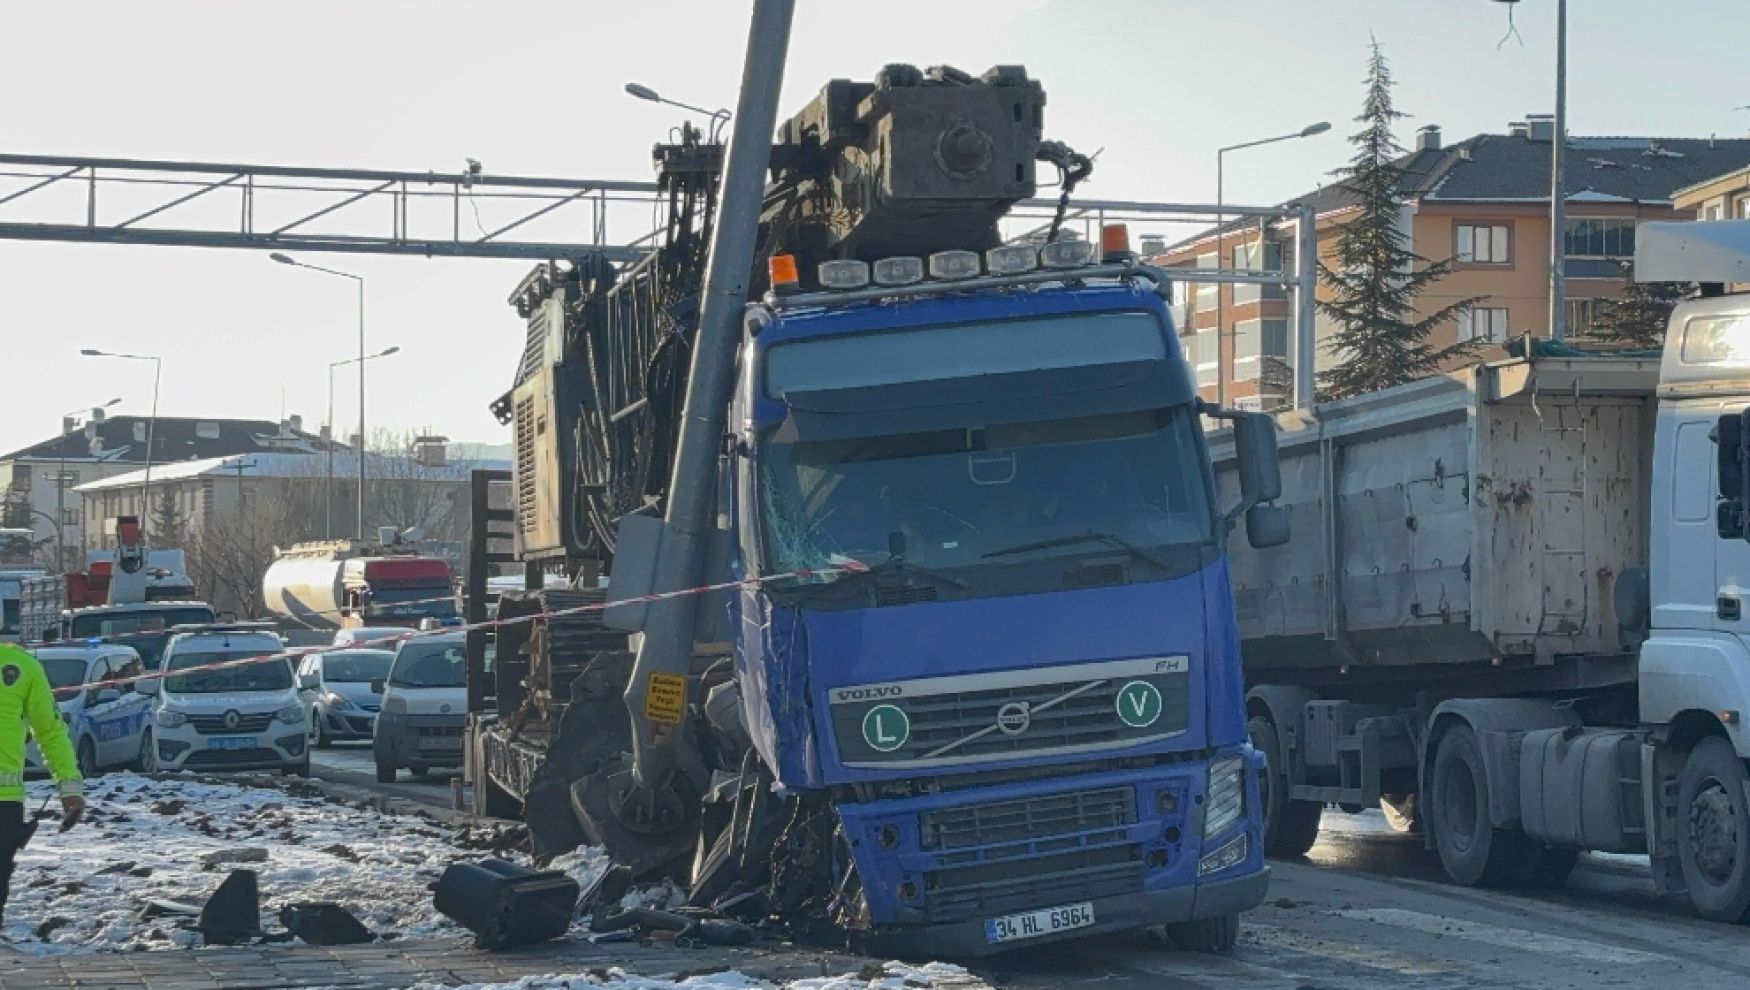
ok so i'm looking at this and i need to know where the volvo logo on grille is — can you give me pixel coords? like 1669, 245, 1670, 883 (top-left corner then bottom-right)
995, 701, 1032, 736
223, 710, 241, 730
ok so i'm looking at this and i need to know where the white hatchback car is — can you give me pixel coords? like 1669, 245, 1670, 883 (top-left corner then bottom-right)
372, 631, 467, 783
24, 643, 154, 777
138, 625, 311, 776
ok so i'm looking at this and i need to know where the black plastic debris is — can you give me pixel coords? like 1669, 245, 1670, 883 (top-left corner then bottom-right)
433, 858, 579, 950
197, 869, 264, 945
138, 898, 201, 921
279, 901, 376, 946
575, 863, 633, 921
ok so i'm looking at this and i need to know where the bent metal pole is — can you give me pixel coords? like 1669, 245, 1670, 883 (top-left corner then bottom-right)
622, 0, 795, 792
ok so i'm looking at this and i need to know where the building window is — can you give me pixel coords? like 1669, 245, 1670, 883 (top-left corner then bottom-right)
1231, 242, 1285, 305
1457, 224, 1511, 264
1564, 218, 1636, 259
1189, 328, 1219, 386
1458, 307, 1510, 343
1706, 203, 1723, 221
1739, 198, 1750, 220
1233, 319, 1289, 382
1567, 298, 1605, 336
1194, 252, 1219, 312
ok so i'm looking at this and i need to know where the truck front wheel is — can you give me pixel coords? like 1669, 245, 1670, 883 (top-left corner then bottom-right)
1677, 736, 1750, 923
1248, 716, 1321, 857
1430, 724, 1529, 887
1165, 914, 1238, 953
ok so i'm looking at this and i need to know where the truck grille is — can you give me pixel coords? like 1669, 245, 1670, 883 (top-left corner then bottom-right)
830, 656, 1189, 769
924, 844, 1141, 923
921, 787, 1136, 851
189, 712, 276, 735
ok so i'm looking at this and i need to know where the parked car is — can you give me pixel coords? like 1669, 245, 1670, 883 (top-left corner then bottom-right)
295, 648, 391, 747
372, 631, 466, 783
138, 624, 310, 776
24, 642, 153, 777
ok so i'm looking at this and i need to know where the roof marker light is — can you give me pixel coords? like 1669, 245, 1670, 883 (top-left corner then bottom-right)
1040, 239, 1096, 268
985, 244, 1038, 275
928, 250, 981, 280
817, 259, 871, 290
768, 254, 800, 292
872, 256, 925, 286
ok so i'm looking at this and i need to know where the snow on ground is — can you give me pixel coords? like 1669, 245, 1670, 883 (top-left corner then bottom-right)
7, 775, 979, 990
5, 772, 538, 953
407, 961, 992, 990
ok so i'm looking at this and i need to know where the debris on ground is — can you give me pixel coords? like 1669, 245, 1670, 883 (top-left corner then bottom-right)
199, 847, 270, 870
279, 901, 376, 946
434, 858, 580, 951
197, 869, 265, 945
403, 961, 995, 989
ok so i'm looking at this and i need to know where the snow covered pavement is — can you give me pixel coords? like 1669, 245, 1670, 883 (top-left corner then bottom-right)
5, 771, 537, 953
1, 773, 990, 990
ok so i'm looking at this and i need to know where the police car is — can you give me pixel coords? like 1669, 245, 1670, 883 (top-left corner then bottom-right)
24, 641, 154, 777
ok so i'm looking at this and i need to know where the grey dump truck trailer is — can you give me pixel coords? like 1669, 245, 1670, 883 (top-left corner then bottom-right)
1217, 219, 1750, 923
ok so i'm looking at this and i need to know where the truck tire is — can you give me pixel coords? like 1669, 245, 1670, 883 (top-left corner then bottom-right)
1248, 716, 1321, 857
1165, 913, 1238, 953
1430, 724, 1530, 887
1676, 736, 1750, 923
1523, 846, 1579, 888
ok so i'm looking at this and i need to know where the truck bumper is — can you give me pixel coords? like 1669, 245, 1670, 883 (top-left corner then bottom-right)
863, 865, 1270, 958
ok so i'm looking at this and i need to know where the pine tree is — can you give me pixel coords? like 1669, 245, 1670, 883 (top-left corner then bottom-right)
151, 487, 188, 548
1318, 41, 1485, 401
1587, 261, 1691, 349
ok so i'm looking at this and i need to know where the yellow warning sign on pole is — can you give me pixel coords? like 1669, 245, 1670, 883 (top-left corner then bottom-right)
644, 672, 688, 725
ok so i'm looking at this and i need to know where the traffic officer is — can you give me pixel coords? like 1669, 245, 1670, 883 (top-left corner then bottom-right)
0, 641, 84, 928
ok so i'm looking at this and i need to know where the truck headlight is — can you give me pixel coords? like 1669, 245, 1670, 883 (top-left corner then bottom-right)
156, 708, 188, 728
276, 706, 305, 725
1202, 755, 1246, 838
1198, 832, 1249, 877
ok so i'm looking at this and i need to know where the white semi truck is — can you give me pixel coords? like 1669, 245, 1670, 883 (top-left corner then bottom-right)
1218, 219, 1750, 923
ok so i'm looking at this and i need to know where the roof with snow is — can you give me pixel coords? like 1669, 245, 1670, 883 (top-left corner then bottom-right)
1161, 128, 1750, 254
72, 450, 506, 493
0, 416, 338, 465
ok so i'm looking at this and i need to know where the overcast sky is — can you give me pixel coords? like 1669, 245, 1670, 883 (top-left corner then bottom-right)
3, 0, 1742, 456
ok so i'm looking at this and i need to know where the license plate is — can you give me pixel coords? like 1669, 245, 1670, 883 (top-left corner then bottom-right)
984, 901, 1095, 944
207, 736, 255, 751
417, 737, 457, 749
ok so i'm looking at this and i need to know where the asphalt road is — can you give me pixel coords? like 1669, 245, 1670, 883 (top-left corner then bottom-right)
314, 754, 1750, 989
310, 740, 469, 810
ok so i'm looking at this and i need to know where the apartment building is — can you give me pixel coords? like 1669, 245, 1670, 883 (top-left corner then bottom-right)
1155, 118, 1750, 407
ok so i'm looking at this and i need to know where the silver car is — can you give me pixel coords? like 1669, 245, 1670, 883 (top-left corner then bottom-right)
295, 648, 392, 747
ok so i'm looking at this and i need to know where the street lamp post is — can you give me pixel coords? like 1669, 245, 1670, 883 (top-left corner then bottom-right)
327, 347, 400, 539
1215, 121, 1331, 406
56, 397, 120, 570
1493, 0, 1567, 339
79, 350, 161, 539
271, 253, 369, 539
625, 82, 732, 142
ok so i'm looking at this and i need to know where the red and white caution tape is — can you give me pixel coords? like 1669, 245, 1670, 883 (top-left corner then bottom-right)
41, 562, 869, 698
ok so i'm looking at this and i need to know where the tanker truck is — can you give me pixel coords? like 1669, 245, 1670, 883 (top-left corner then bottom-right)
1221, 219, 1750, 924
466, 57, 1305, 956
262, 533, 458, 632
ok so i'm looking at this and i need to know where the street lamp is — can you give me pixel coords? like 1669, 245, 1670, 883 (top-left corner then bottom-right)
1492, 0, 1568, 340
80, 350, 161, 540
1214, 121, 1332, 405
271, 253, 370, 540
624, 81, 731, 142
56, 397, 121, 570
327, 346, 400, 539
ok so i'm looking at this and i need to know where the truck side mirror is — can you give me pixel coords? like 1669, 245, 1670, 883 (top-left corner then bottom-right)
1233, 413, 1282, 504
136, 678, 158, 696
95, 688, 121, 705
1246, 504, 1291, 549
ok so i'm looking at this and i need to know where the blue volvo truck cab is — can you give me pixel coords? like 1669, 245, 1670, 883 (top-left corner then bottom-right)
471, 64, 1289, 957
717, 247, 1282, 953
